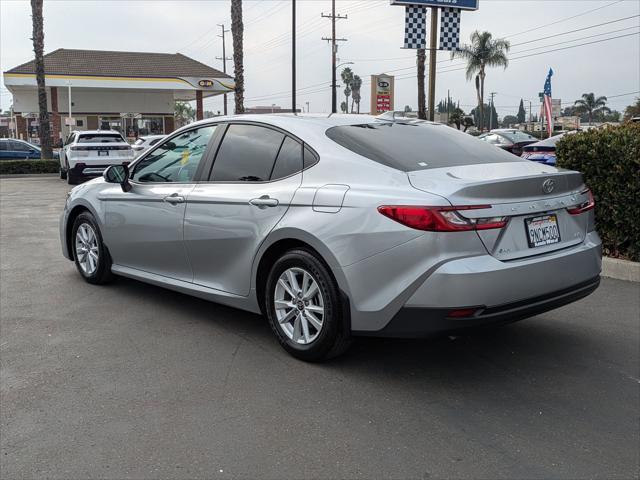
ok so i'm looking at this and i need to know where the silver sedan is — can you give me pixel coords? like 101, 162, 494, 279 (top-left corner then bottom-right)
60, 114, 601, 361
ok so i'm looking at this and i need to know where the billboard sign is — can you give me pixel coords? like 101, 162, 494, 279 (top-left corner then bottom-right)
370, 74, 395, 115
390, 0, 479, 10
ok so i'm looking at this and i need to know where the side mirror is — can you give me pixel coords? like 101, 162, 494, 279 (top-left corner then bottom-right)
104, 164, 132, 192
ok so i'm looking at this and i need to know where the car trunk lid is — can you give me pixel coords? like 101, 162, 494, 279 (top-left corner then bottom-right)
408, 162, 589, 260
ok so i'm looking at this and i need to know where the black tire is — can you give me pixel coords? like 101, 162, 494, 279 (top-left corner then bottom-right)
71, 212, 114, 285
60, 168, 67, 180
67, 170, 79, 185
265, 249, 351, 362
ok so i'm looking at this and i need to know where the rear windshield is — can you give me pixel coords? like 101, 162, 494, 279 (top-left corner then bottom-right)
77, 133, 124, 143
498, 131, 538, 143
326, 121, 523, 171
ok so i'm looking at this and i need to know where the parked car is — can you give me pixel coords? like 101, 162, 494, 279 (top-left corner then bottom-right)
478, 129, 538, 156
131, 135, 165, 157
521, 131, 578, 165
59, 130, 135, 185
60, 115, 601, 361
0, 138, 59, 160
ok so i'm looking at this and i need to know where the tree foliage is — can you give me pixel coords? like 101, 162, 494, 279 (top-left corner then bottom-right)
451, 31, 510, 132
517, 99, 526, 124
623, 97, 640, 121
557, 124, 640, 261
574, 93, 610, 125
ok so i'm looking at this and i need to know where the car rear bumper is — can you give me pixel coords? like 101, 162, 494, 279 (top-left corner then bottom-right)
70, 161, 131, 177
349, 231, 602, 336
360, 276, 600, 337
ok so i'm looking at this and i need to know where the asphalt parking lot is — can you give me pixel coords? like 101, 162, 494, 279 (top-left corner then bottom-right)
1, 176, 639, 480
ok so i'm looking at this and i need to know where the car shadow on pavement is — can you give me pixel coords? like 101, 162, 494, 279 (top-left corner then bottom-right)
110, 275, 594, 385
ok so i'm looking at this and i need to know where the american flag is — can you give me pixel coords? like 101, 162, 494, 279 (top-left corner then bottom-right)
543, 68, 554, 137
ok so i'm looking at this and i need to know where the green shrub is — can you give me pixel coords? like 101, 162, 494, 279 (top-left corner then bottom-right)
0, 160, 60, 175
556, 124, 640, 261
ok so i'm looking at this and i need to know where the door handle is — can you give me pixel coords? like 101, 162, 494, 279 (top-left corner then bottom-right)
249, 195, 279, 208
163, 193, 185, 205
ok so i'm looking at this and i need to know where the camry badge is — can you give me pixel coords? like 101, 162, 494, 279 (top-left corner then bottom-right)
542, 179, 555, 194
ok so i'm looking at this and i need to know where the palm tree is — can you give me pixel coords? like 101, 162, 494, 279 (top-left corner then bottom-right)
350, 75, 362, 113
174, 102, 195, 127
341, 67, 353, 112
30, 0, 52, 159
452, 31, 510, 132
417, 49, 426, 120
231, 0, 244, 114
574, 93, 610, 125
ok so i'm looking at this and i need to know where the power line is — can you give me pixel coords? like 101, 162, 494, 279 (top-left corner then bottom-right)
503, 0, 625, 38
247, 31, 639, 103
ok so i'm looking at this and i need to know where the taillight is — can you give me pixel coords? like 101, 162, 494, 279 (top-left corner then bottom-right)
378, 205, 507, 232
567, 189, 595, 215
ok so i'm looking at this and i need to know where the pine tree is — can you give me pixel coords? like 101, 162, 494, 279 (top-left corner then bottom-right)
517, 99, 526, 124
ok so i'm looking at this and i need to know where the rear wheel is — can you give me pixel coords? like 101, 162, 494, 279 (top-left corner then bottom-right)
71, 212, 114, 284
67, 170, 79, 185
265, 249, 351, 362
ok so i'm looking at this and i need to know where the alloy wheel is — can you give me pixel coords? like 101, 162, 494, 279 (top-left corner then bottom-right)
75, 223, 99, 276
274, 267, 325, 344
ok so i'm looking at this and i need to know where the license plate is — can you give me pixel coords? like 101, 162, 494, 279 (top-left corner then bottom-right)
525, 214, 561, 248
98, 150, 109, 156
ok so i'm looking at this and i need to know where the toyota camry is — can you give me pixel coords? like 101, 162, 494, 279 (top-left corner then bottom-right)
60, 114, 601, 361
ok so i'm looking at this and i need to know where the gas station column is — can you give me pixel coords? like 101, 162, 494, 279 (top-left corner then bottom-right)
196, 90, 203, 121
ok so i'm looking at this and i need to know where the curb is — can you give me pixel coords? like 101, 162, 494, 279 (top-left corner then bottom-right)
0, 173, 59, 179
602, 257, 640, 283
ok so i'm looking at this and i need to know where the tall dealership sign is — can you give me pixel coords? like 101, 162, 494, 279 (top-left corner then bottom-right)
391, 0, 478, 120
370, 74, 395, 115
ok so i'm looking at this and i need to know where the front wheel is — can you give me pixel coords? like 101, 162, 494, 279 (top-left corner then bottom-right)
265, 249, 351, 362
59, 168, 67, 179
71, 212, 114, 284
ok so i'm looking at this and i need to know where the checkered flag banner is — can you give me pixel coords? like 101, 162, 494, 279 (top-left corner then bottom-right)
404, 6, 427, 49
439, 7, 461, 51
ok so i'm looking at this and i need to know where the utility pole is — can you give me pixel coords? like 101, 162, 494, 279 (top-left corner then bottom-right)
216, 24, 232, 115
322, 0, 347, 114
427, 6, 438, 121
489, 92, 497, 130
292, 0, 296, 114
527, 100, 532, 131
306, 101, 310, 113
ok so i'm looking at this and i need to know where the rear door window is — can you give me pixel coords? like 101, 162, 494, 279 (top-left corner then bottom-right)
270, 136, 302, 180
326, 121, 522, 171
210, 124, 284, 182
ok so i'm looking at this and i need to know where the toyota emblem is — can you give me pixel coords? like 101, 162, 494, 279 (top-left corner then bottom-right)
542, 179, 555, 194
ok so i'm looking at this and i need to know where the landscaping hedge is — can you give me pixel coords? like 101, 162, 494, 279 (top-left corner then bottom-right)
0, 160, 60, 175
556, 123, 640, 261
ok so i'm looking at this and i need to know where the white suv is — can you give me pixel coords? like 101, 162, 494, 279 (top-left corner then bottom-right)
60, 130, 135, 184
